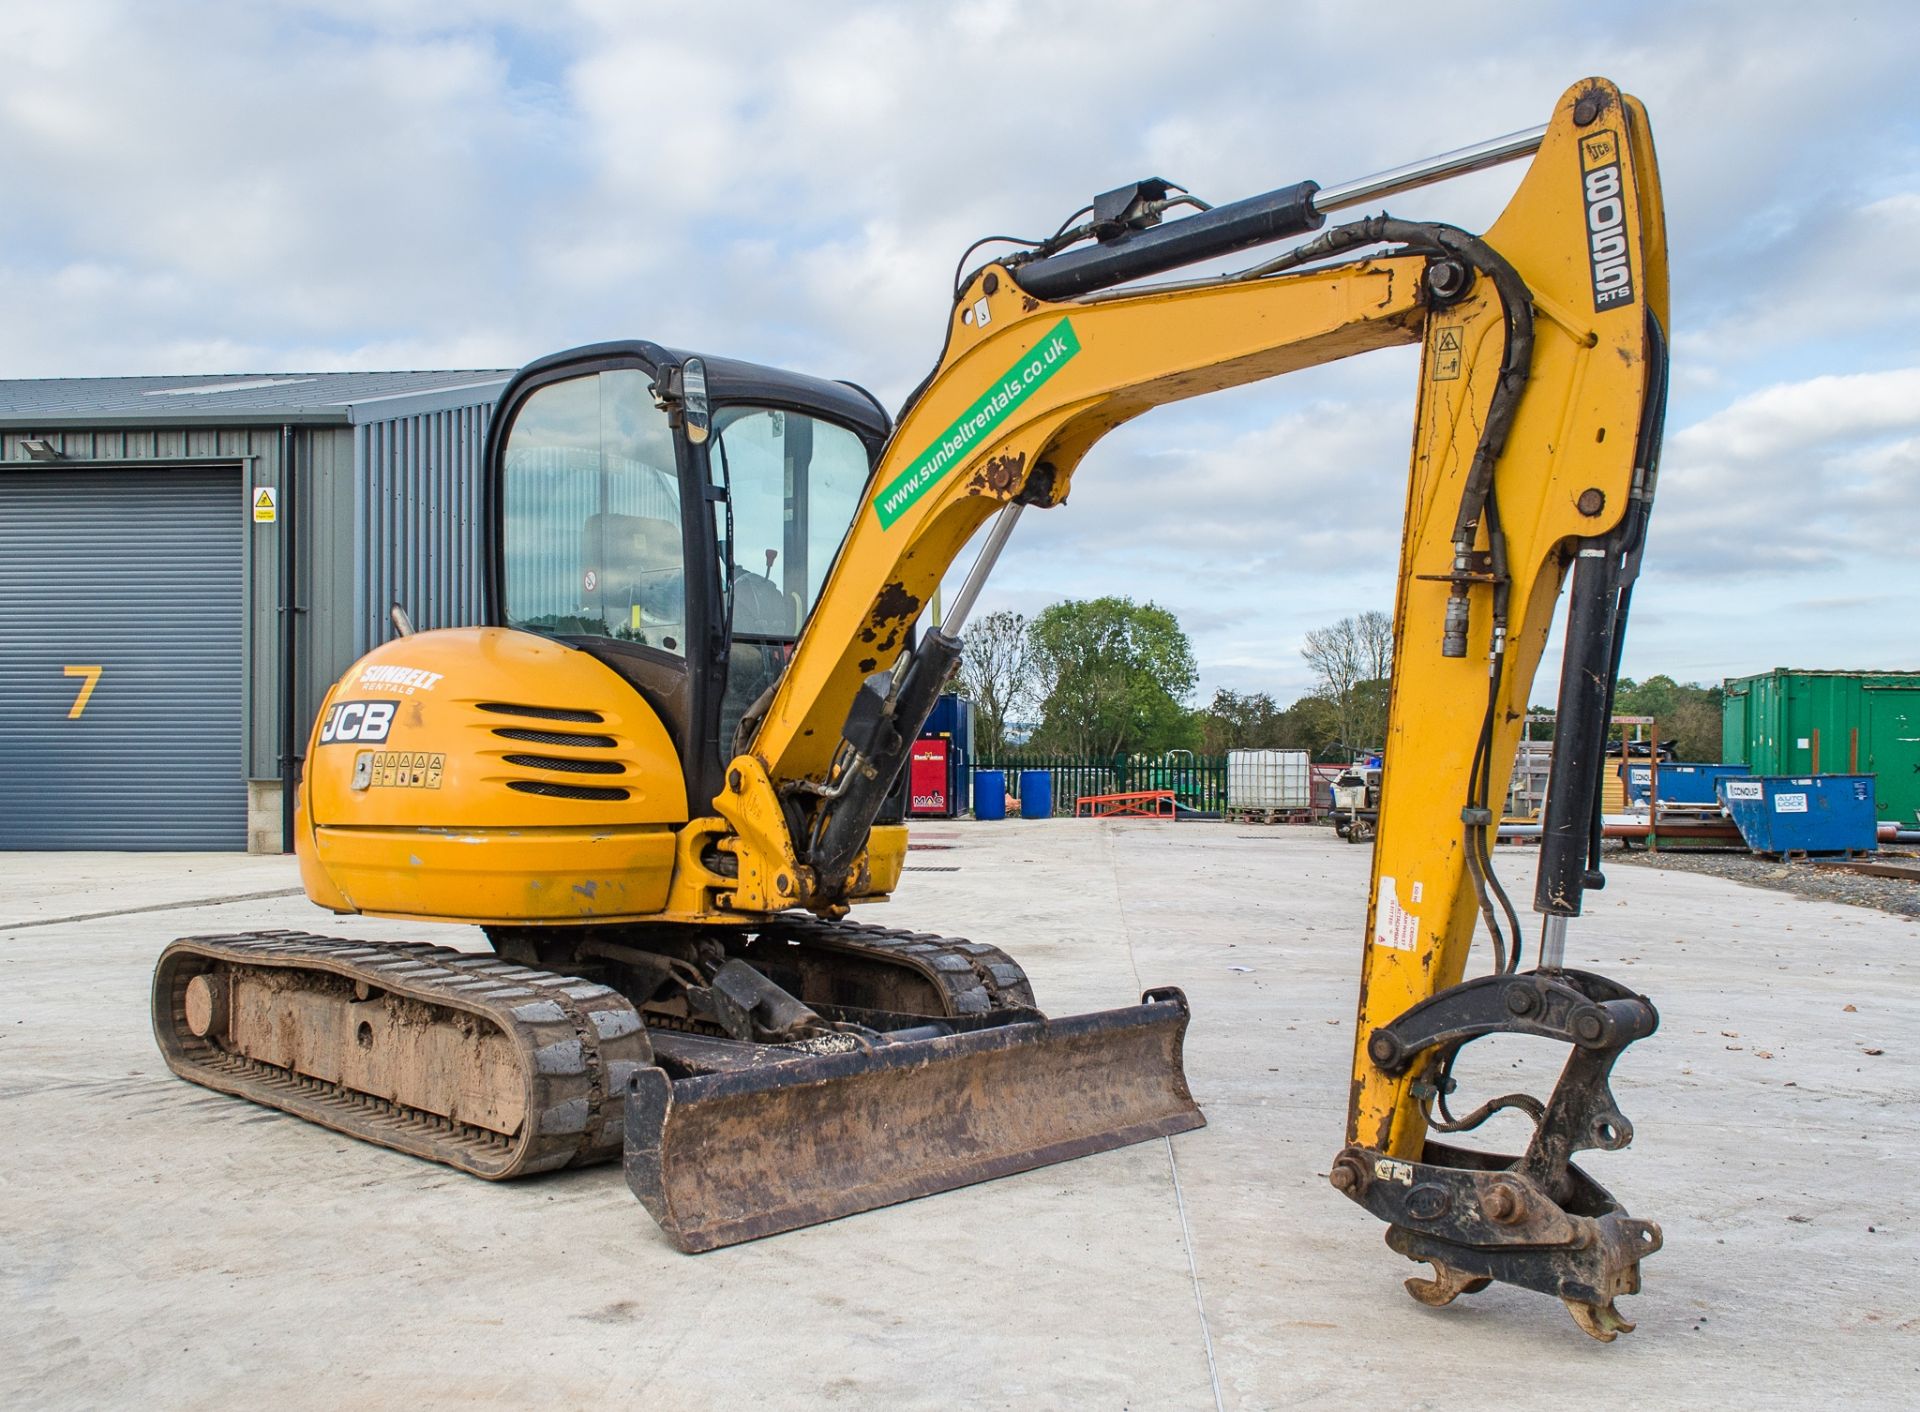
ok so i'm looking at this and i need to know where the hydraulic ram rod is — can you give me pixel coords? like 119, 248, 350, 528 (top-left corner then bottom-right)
1310, 124, 1547, 214
1015, 124, 1547, 300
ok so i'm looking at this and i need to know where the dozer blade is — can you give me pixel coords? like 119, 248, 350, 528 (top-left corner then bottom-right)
624, 988, 1204, 1251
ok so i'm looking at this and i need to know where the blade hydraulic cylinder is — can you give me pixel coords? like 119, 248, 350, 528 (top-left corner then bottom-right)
808, 627, 964, 904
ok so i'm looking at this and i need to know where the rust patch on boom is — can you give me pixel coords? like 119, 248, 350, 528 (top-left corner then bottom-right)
966, 450, 1026, 496
859, 582, 922, 654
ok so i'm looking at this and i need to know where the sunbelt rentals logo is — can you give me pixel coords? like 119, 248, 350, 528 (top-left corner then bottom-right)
871, 317, 1082, 529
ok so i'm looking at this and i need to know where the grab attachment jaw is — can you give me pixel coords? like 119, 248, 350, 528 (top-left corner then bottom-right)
1331, 968, 1661, 1341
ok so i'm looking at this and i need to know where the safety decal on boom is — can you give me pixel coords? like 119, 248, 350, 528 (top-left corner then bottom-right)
1371, 875, 1420, 952
871, 317, 1082, 530
1578, 129, 1635, 313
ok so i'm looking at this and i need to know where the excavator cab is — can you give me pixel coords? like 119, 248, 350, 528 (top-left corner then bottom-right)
488, 345, 894, 811
158, 338, 1206, 1254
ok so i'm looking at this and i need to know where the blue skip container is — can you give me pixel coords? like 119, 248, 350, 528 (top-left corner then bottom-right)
1623, 761, 1751, 809
1719, 774, 1877, 855
1018, 769, 1053, 820
975, 770, 1007, 821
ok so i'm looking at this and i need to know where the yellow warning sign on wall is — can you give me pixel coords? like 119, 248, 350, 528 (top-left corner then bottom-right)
252, 487, 277, 523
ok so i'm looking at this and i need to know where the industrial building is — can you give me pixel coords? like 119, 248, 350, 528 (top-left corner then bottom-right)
0, 371, 508, 852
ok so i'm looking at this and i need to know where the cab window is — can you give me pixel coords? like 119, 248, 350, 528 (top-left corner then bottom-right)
710, 407, 868, 748
710, 407, 867, 637
501, 370, 687, 655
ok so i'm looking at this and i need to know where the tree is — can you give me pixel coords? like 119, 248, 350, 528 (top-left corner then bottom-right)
1278, 693, 1344, 759
1355, 609, 1393, 687
1613, 676, 1724, 761
1029, 597, 1197, 756
1528, 677, 1725, 761
1195, 688, 1285, 753
955, 609, 1035, 756
1301, 610, 1393, 751
1193, 687, 1347, 758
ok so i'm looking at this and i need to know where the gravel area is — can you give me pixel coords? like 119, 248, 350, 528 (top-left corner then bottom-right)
1609, 842, 1920, 919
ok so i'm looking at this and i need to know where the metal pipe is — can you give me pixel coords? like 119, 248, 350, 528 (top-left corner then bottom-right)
1311, 124, 1547, 214
940, 503, 1024, 639
1499, 819, 1747, 843
1507, 819, 1920, 845
1603, 820, 1740, 842
278, 424, 299, 855
1538, 914, 1568, 972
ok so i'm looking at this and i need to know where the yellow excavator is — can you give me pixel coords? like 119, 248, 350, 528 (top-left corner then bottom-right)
155, 77, 1667, 1339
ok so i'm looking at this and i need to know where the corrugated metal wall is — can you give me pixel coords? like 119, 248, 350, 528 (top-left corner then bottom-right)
2, 397, 499, 799
353, 402, 493, 657
302, 425, 359, 740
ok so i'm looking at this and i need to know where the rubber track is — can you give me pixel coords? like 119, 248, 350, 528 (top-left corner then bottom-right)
155, 918, 1037, 1181
753, 914, 1038, 1015
153, 931, 651, 1179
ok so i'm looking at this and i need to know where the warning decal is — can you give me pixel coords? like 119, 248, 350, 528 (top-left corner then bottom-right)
1431, 326, 1463, 381
1372, 875, 1420, 952
252, 487, 277, 523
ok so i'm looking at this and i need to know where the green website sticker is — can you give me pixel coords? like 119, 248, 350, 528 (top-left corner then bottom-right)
871, 317, 1081, 529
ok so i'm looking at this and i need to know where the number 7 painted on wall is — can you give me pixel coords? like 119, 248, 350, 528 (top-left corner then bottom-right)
63, 665, 103, 719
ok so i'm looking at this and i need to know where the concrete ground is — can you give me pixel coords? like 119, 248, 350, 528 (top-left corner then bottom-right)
2, 822, 1915, 1410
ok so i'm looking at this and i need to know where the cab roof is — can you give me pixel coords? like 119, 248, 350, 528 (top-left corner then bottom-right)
511, 340, 891, 449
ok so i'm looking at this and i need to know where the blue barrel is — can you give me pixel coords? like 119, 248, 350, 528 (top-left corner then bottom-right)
975, 770, 1007, 820
1019, 769, 1053, 819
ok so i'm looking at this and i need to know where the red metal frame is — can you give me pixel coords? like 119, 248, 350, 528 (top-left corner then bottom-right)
1075, 790, 1178, 819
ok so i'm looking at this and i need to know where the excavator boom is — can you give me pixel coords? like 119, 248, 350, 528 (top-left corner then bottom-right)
713, 75, 1667, 1334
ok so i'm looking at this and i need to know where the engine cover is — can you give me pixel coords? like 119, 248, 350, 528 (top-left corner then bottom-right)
296, 627, 688, 924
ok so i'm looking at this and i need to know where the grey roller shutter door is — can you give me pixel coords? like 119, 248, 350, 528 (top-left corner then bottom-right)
0, 467, 246, 848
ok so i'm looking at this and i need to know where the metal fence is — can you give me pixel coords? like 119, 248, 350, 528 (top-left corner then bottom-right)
971, 752, 1230, 817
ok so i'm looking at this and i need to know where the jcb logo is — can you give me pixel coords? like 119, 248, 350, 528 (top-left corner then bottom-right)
320, 700, 396, 744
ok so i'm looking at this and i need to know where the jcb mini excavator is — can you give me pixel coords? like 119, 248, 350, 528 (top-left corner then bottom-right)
155, 77, 1668, 1339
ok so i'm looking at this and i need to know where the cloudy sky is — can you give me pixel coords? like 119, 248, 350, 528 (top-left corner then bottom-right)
3, 0, 1915, 705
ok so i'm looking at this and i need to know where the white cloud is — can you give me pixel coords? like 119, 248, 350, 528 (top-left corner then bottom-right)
1676, 193, 1920, 368
0, 0, 1914, 697
1654, 367, 1920, 573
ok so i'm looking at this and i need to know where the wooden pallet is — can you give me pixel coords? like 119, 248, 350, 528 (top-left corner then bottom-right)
1223, 807, 1317, 825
